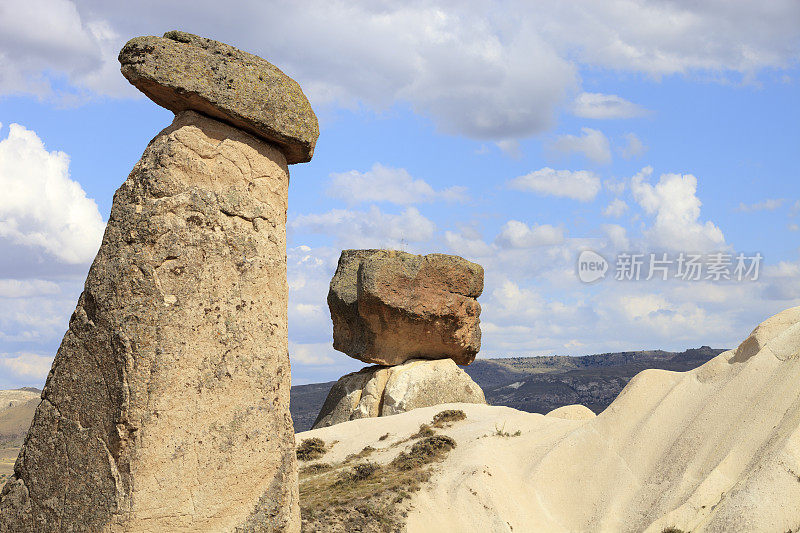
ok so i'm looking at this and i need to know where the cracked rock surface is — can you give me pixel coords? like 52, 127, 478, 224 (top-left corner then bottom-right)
0, 111, 299, 532
119, 30, 319, 164
328, 250, 484, 366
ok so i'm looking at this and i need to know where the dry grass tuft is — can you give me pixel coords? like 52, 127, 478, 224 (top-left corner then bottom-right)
431, 409, 466, 427
296, 437, 326, 461
392, 435, 457, 471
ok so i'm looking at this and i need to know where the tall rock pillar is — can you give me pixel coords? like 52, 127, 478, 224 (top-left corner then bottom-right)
0, 31, 318, 532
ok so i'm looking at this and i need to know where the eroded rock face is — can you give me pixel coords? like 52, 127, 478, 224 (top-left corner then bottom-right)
119, 31, 319, 164
312, 359, 486, 429
0, 112, 299, 532
328, 250, 483, 366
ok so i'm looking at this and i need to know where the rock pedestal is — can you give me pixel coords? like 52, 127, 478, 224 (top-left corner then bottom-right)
0, 31, 318, 532
312, 359, 486, 429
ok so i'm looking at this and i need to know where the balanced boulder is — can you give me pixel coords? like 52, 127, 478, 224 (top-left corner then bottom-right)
312, 359, 486, 429
328, 250, 483, 366
0, 31, 318, 532
119, 30, 318, 164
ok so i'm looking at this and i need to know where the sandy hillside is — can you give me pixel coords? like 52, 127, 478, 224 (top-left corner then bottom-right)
298, 306, 800, 533
0, 390, 40, 482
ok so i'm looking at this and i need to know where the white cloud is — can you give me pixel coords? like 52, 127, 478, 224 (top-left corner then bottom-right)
0, 0, 132, 98
327, 163, 467, 205
509, 168, 601, 202
289, 342, 335, 366
603, 198, 629, 218
0, 279, 60, 298
789, 223, 799, 232
0, 123, 105, 264
631, 166, 726, 251
495, 221, 565, 248
620, 133, 647, 159
602, 224, 630, 249
736, 198, 786, 212
495, 140, 522, 159
0, 352, 52, 381
550, 128, 612, 164
443, 229, 494, 258
5, 2, 797, 137
573, 92, 649, 119
291, 206, 435, 248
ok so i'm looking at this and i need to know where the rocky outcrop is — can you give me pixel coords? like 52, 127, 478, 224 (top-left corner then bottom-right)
312, 359, 486, 429
545, 404, 596, 420
119, 31, 318, 164
0, 30, 318, 532
328, 250, 483, 366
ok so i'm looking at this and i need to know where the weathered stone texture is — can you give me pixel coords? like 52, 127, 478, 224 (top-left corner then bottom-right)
312, 359, 486, 429
119, 31, 319, 164
0, 112, 299, 532
328, 250, 483, 366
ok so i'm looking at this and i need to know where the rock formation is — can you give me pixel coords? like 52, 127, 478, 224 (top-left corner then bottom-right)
545, 404, 596, 420
0, 31, 318, 532
316, 250, 486, 428
312, 359, 486, 429
329, 250, 483, 366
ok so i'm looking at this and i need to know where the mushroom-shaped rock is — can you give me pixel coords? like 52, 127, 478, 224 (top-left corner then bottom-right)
328, 250, 484, 366
119, 30, 319, 164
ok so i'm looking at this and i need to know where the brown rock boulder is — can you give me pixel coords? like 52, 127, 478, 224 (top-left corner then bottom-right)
119, 30, 319, 164
328, 250, 483, 366
0, 112, 300, 532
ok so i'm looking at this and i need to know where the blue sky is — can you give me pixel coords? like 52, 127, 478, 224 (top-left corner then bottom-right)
0, 0, 798, 387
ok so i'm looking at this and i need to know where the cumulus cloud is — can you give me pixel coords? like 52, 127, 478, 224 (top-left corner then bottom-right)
495, 221, 565, 248
602, 224, 630, 250
290, 206, 435, 248
289, 342, 335, 366
327, 163, 467, 205
550, 128, 612, 164
5, 1, 797, 137
508, 168, 601, 202
620, 133, 647, 159
0, 352, 52, 382
603, 198, 629, 218
572, 92, 650, 119
631, 166, 726, 251
0, 0, 133, 98
0, 123, 105, 264
736, 198, 786, 212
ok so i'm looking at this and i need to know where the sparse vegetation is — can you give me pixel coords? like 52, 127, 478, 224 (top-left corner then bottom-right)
345, 445, 376, 462
432, 409, 466, 427
299, 433, 458, 532
392, 435, 457, 471
662, 528, 686, 533
338, 462, 380, 484
378, 433, 390, 441
492, 422, 521, 438
411, 424, 435, 439
296, 437, 326, 461
300, 462, 332, 475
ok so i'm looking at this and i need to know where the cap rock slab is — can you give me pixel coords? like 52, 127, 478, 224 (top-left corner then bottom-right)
119, 30, 319, 164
